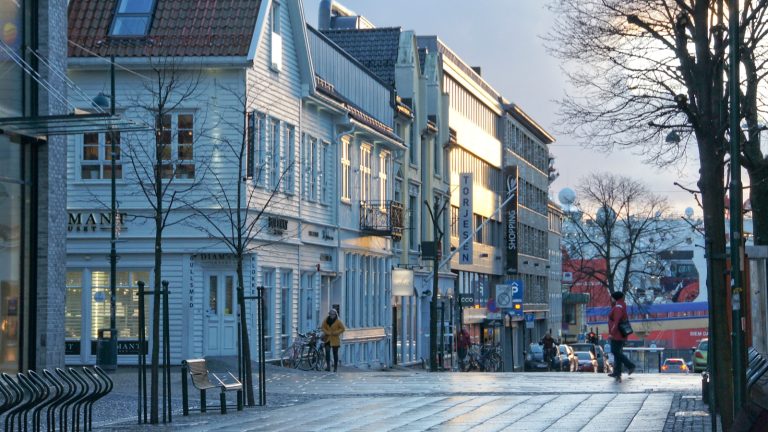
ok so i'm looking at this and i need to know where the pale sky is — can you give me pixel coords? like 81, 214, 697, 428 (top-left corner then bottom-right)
303, 0, 702, 217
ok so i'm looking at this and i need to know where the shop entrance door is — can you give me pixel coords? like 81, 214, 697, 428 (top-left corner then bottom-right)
204, 273, 237, 356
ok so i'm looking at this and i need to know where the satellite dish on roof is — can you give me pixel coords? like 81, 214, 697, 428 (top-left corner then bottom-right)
558, 188, 576, 205
684, 207, 694, 219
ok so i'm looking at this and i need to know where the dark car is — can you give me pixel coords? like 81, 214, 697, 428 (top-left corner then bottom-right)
525, 343, 550, 371
575, 351, 598, 372
570, 343, 611, 373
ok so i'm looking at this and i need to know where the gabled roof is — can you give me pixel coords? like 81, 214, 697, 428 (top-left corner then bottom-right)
320, 27, 401, 86
68, 0, 262, 58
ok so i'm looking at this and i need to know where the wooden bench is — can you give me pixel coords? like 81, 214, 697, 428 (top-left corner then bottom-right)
181, 359, 243, 415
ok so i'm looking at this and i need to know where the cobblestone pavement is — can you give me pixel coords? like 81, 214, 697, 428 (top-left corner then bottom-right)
90, 365, 711, 431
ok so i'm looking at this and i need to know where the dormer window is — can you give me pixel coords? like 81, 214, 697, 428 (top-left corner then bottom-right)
110, 0, 156, 37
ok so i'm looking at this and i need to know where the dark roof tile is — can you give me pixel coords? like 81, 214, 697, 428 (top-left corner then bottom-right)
321, 27, 401, 86
68, 0, 262, 58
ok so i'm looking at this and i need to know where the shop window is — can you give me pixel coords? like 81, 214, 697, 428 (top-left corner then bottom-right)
156, 113, 195, 179
65, 272, 82, 339
81, 132, 122, 180
262, 268, 275, 355
91, 270, 150, 339
280, 270, 292, 349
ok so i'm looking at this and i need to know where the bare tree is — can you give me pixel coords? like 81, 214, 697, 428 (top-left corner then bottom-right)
185, 84, 296, 406
563, 173, 679, 301
122, 57, 205, 423
545, 1, 768, 424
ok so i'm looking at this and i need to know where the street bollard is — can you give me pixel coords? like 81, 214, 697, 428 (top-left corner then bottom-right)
702, 371, 710, 405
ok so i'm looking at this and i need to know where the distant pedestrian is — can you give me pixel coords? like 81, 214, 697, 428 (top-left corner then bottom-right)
457, 326, 471, 370
588, 328, 598, 345
607, 291, 636, 382
321, 309, 345, 372
542, 331, 556, 364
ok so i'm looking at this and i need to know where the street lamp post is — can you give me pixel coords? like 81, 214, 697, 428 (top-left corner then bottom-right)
94, 56, 118, 369
425, 198, 447, 372
728, 0, 746, 411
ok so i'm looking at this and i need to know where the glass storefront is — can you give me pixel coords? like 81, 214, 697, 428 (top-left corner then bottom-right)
0, 0, 24, 118
65, 269, 150, 358
0, 134, 31, 373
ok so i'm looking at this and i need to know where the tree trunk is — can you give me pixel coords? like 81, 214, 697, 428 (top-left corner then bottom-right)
236, 257, 255, 406
151, 213, 161, 423
699, 143, 733, 429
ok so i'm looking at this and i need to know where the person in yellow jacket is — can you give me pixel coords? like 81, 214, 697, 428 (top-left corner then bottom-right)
321, 308, 346, 372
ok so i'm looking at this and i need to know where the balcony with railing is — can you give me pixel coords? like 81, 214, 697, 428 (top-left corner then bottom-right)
360, 200, 404, 239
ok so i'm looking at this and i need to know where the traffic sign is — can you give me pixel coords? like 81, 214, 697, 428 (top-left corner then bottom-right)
525, 313, 534, 329
495, 284, 514, 309
510, 280, 524, 302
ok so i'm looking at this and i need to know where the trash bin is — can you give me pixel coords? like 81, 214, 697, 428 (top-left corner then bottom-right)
96, 328, 117, 371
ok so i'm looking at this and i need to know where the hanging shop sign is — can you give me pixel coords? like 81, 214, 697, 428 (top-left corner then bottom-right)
459, 173, 473, 265
503, 166, 519, 274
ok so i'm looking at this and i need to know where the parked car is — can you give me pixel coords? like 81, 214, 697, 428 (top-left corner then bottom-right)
692, 338, 708, 372
570, 343, 611, 373
575, 351, 598, 372
556, 344, 578, 372
525, 343, 550, 371
661, 358, 689, 373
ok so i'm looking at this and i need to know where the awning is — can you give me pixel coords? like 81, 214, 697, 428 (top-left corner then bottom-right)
0, 113, 151, 139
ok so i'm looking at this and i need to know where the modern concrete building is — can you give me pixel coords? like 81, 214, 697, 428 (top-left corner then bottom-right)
0, 0, 68, 372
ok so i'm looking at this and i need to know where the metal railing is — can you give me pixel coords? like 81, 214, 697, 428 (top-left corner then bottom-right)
0, 367, 113, 432
359, 200, 404, 239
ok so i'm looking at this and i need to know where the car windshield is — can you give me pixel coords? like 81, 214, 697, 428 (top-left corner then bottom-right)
530, 344, 543, 353
665, 359, 684, 365
559, 346, 568, 354
575, 352, 591, 360
699, 341, 708, 351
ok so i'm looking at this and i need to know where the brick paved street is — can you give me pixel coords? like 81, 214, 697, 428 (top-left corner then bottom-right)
93, 366, 713, 431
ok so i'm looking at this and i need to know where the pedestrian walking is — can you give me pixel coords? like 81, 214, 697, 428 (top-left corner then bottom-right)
457, 326, 471, 370
321, 308, 346, 372
607, 291, 635, 382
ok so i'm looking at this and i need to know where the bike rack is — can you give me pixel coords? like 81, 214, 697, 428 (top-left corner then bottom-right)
0, 367, 113, 432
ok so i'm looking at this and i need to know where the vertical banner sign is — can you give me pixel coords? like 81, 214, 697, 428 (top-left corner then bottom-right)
504, 166, 519, 274
459, 173, 474, 264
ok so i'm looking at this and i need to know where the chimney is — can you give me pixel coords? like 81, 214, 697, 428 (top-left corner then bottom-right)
471, 66, 482, 76
318, 0, 332, 29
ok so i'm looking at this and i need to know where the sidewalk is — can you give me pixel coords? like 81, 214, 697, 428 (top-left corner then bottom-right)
88, 363, 708, 431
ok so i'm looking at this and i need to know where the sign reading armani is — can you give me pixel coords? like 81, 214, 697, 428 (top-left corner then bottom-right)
504, 166, 519, 274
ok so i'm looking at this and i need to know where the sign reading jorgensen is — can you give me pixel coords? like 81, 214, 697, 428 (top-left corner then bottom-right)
504, 166, 519, 274
459, 173, 473, 265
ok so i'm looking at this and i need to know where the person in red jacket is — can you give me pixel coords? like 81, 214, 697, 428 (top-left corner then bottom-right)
607, 291, 636, 381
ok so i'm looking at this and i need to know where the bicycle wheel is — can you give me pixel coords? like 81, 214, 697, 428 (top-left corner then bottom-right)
281, 345, 297, 368
297, 344, 315, 371
315, 345, 328, 371
489, 353, 503, 372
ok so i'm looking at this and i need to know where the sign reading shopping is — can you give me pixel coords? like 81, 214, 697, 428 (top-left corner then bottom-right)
503, 166, 519, 274
459, 173, 474, 265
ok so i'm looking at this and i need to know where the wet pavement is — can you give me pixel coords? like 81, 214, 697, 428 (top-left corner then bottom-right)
91, 366, 711, 431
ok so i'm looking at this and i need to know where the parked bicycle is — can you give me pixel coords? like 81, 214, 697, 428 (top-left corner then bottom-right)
462, 344, 503, 372
280, 329, 327, 371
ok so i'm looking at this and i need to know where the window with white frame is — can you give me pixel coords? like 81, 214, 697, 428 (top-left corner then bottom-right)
284, 125, 295, 194
320, 141, 330, 204
156, 113, 195, 179
360, 143, 372, 202
341, 136, 351, 201
270, 1, 282, 71
247, 112, 267, 185
310, 136, 318, 200
81, 131, 121, 180
379, 151, 390, 207
433, 136, 442, 176
262, 268, 275, 356
280, 269, 292, 349
270, 119, 281, 189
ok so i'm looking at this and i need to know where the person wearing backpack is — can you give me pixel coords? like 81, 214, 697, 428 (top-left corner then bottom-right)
607, 291, 635, 382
